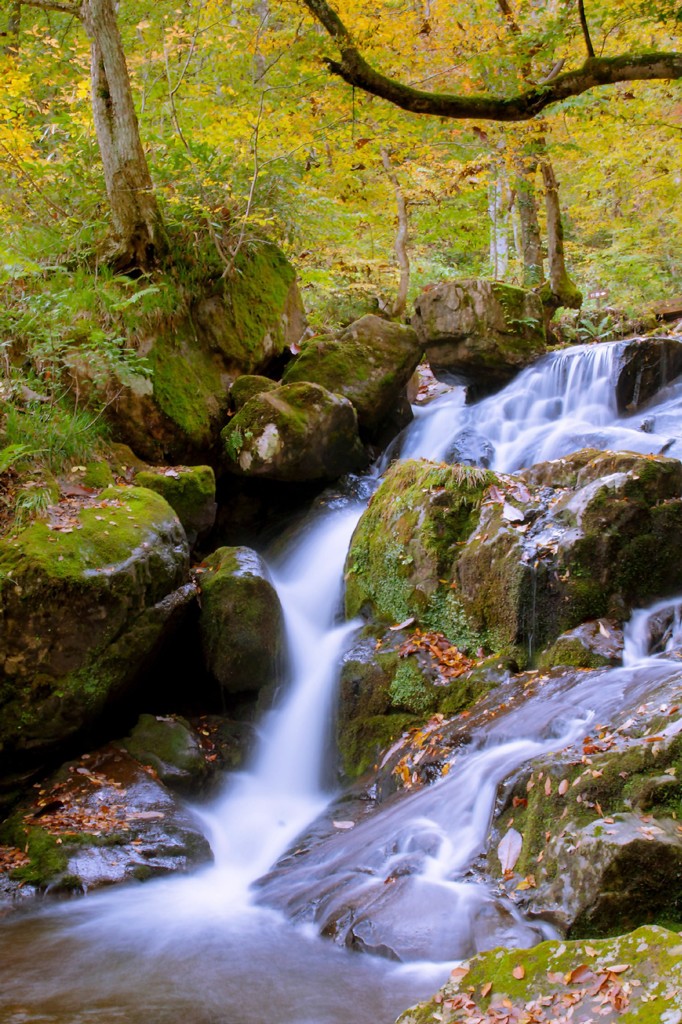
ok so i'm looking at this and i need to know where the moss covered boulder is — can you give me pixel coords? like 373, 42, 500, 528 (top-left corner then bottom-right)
0, 486, 192, 774
539, 619, 624, 670
282, 314, 422, 441
396, 925, 682, 1024
0, 745, 211, 899
134, 465, 216, 547
120, 713, 208, 793
345, 460, 495, 645
70, 243, 305, 463
229, 374, 278, 412
459, 450, 682, 657
412, 279, 546, 396
198, 546, 284, 694
221, 381, 366, 482
489, 672, 682, 938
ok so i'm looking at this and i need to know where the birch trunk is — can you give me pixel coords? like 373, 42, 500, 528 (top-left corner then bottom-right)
380, 147, 410, 318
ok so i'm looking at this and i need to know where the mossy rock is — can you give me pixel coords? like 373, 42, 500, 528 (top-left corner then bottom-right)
134, 465, 216, 546
539, 619, 623, 670
412, 278, 547, 396
0, 745, 212, 897
221, 381, 366, 482
67, 242, 305, 463
121, 713, 208, 792
344, 459, 496, 646
282, 314, 422, 439
83, 461, 115, 489
198, 546, 285, 693
230, 374, 278, 412
397, 926, 682, 1024
616, 336, 682, 413
0, 486, 191, 771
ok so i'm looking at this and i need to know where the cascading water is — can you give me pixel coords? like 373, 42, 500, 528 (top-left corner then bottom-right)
3, 337, 682, 1023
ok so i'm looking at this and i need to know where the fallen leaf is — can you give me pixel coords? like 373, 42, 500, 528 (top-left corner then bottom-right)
502, 502, 525, 523
332, 820, 355, 830
389, 617, 416, 631
566, 964, 594, 984
480, 982, 492, 998
450, 965, 470, 981
605, 964, 630, 974
558, 779, 569, 796
497, 827, 523, 874
512, 965, 525, 980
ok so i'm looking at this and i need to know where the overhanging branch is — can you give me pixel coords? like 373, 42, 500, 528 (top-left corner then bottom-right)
302, 0, 682, 121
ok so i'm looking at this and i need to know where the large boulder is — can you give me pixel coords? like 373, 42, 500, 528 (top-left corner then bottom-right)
69, 244, 306, 463
0, 486, 192, 777
491, 670, 682, 937
282, 315, 422, 441
412, 279, 547, 396
346, 451, 682, 667
615, 335, 682, 412
345, 459, 495, 646
0, 745, 212, 899
198, 546, 285, 694
120, 713, 209, 793
134, 465, 216, 547
397, 926, 682, 1024
221, 381, 366, 482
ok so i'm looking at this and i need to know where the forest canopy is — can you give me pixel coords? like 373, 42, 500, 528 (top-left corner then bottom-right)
1, 0, 681, 315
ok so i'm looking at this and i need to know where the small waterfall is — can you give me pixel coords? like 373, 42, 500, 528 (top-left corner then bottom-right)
401, 339, 682, 473
623, 595, 682, 665
197, 502, 364, 888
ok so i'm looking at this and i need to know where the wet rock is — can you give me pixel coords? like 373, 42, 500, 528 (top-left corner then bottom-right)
539, 619, 624, 669
198, 546, 285, 694
282, 315, 422, 442
531, 813, 682, 937
134, 465, 217, 547
490, 677, 682, 937
0, 745, 212, 899
221, 381, 367, 482
446, 428, 494, 468
412, 279, 546, 396
616, 336, 682, 412
396, 925, 682, 1024
120, 714, 209, 793
0, 486, 192, 775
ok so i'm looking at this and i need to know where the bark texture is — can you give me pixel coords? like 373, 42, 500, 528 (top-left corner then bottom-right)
540, 159, 582, 316
514, 160, 543, 287
380, 147, 410, 317
302, 0, 682, 122
80, 0, 167, 271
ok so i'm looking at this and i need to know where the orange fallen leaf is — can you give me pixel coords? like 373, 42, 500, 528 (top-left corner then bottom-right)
512, 965, 525, 980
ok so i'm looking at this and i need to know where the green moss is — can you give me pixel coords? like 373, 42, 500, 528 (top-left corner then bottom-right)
539, 635, 612, 670
148, 334, 224, 446
345, 459, 495, 640
230, 375, 278, 411
338, 713, 418, 779
220, 244, 296, 361
134, 466, 215, 537
0, 817, 69, 887
389, 659, 440, 716
83, 461, 115, 489
400, 926, 682, 1024
0, 485, 179, 586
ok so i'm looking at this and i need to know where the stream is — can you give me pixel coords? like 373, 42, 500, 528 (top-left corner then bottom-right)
2, 338, 682, 1023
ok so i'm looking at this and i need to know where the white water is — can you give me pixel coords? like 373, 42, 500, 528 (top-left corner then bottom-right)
401, 341, 682, 472
3, 337, 682, 1022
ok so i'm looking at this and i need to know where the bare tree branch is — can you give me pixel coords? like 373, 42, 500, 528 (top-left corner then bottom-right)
301, 0, 682, 122
578, 0, 595, 60
22, 0, 80, 15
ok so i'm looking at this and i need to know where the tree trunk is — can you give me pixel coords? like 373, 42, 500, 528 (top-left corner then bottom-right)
488, 165, 510, 280
80, 0, 167, 272
514, 159, 544, 287
539, 158, 582, 318
380, 146, 410, 318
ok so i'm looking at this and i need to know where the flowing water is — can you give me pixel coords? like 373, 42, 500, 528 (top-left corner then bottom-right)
3, 338, 682, 1023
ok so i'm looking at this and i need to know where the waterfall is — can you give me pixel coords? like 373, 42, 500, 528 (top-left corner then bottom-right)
3, 338, 682, 1023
